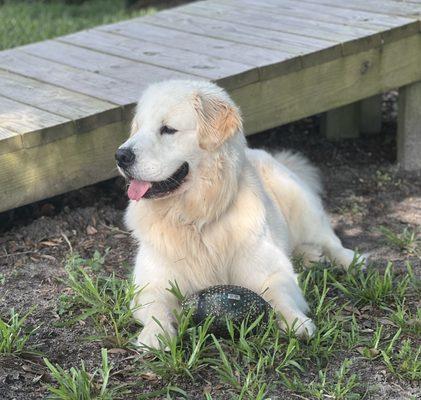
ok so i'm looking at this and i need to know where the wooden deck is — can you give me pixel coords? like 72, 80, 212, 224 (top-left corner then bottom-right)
0, 0, 420, 212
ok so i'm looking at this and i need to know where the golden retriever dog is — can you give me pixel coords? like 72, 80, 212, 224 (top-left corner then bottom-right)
115, 80, 364, 349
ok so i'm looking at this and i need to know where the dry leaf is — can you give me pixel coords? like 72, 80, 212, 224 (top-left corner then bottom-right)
22, 365, 35, 373
108, 348, 127, 354
40, 241, 59, 247
86, 225, 98, 235
203, 384, 212, 394
356, 347, 380, 357
343, 305, 361, 315
140, 372, 159, 381
378, 318, 397, 326
32, 374, 44, 384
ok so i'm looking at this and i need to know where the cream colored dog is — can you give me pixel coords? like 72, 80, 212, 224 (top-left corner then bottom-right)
115, 80, 362, 349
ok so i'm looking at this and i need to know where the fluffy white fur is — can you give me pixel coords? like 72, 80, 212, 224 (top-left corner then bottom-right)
118, 80, 363, 349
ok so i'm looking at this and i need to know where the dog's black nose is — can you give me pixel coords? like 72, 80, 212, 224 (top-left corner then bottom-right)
115, 148, 135, 168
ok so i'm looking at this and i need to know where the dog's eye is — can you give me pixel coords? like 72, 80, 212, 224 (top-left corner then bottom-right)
160, 125, 177, 135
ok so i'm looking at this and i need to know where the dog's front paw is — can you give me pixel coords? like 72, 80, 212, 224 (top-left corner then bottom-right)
136, 320, 176, 350
293, 317, 316, 339
280, 315, 316, 339
335, 249, 368, 271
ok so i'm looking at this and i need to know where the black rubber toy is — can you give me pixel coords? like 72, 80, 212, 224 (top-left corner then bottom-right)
182, 285, 272, 338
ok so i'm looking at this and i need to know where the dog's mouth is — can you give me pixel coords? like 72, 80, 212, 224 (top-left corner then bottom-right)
126, 162, 189, 201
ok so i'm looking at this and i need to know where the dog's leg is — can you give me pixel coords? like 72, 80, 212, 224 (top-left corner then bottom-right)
253, 151, 365, 270
131, 286, 179, 350
296, 200, 366, 269
232, 244, 315, 338
262, 273, 316, 338
131, 250, 181, 350
321, 228, 361, 268
293, 243, 323, 264
308, 214, 367, 269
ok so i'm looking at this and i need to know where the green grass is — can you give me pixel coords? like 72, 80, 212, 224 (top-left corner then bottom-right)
44, 348, 126, 400
0, 0, 156, 51
383, 300, 421, 335
0, 308, 38, 354
330, 261, 411, 306
140, 310, 215, 380
42, 250, 421, 398
283, 359, 362, 400
379, 226, 420, 256
57, 251, 140, 347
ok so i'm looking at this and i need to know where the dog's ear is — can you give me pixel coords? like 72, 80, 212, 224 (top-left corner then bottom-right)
193, 92, 242, 150
130, 118, 139, 137
130, 101, 143, 136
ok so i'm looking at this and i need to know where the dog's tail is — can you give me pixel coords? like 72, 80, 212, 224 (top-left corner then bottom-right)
274, 150, 322, 194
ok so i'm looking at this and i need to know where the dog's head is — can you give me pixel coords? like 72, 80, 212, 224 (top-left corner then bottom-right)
116, 80, 242, 201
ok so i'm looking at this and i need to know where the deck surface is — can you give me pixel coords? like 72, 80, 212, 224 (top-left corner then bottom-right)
0, 0, 420, 211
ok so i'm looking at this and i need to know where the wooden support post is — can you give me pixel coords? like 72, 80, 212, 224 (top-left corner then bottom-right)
397, 81, 421, 171
359, 94, 382, 135
321, 103, 360, 140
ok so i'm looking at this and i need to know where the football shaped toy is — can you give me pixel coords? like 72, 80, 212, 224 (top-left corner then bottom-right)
181, 285, 272, 337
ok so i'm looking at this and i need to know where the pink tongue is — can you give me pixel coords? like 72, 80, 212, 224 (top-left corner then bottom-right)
127, 180, 152, 201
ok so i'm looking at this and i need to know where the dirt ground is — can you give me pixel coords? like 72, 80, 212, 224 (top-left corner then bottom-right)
0, 93, 420, 399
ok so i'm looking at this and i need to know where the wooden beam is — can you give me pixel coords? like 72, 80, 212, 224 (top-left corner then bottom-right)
359, 94, 382, 135
0, 121, 129, 213
397, 81, 421, 170
228, 34, 421, 135
320, 103, 360, 140
0, 96, 73, 150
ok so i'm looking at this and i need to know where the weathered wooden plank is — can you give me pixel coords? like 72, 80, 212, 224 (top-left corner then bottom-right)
143, 9, 336, 54
20, 40, 193, 86
0, 125, 21, 156
302, 0, 421, 17
321, 103, 360, 140
391, 0, 421, 4
97, 19, 297, 71
397, 81, 421, 170
183, 1, 379, 42
58, 29, 259, 89
218, 0, 419, 43
144, 10, 342, 70
0, 95, 73, 149
0, 70, 121, 135
229, 34, 421, 135
0, 121, 128, 213
360, 95, 382, 135
391, 0, 421, 3
182, 1, 383, 58
0, 50, 141, 106
218, 0, 414, 28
